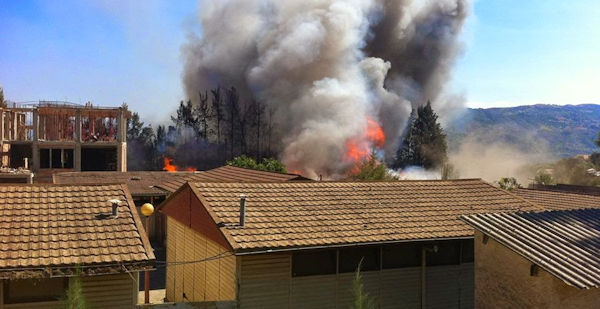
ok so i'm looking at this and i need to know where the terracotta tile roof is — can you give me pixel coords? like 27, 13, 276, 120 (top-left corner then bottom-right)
514, 188, 600, 210
53, 171, 204, 196
158, 165, 310, 194
0, 184, 154, 278
461, 208, 600, 289
177, 180, 541, 253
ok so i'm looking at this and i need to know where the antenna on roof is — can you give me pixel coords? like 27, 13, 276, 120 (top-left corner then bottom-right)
239, 194, 247, 226
108, 199, 121, 217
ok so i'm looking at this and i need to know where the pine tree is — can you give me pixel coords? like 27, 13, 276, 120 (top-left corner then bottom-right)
394, 101, 447, 169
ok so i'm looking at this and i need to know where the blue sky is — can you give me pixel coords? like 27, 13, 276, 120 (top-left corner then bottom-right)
1, 0, 598, 122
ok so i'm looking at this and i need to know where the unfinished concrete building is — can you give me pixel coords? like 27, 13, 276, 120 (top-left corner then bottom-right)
0, 101, 129, 182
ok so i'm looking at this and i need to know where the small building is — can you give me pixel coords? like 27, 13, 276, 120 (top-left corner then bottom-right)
160, 180, 541, 308
525, 183, 600, 196
0, 183, 155, 308
461, 208, 600, 309
514, 187, 600, 210
1, 102, 130, 182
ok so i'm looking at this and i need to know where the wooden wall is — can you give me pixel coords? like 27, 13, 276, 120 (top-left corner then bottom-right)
166, 217, 236, 303
238, 252, 474, 309
0, 273, 138, 309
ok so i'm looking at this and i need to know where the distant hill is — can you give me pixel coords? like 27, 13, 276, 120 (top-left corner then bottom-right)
446, 104, 600, 158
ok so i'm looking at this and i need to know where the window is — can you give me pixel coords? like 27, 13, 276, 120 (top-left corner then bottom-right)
339, 247, 380, 273
39, 148, 74, 169
51, 149, 62, 168
292, 250, 336, 277
4, 278, 67, 304
426, 241, 460, 266
461, 239, 474, 263
382, 243, 421, 269
40, 149, 50, 168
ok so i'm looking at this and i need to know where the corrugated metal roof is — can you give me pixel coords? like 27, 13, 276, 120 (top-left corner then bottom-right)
461, 208, 600, 289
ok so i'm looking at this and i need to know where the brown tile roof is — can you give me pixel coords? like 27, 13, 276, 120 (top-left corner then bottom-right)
53, 171, 203, 196
514, 188, 600, 210
173, 180, 542, 253
158, 165, 310, 194
0, 184, 154, 278
461, 208, 600, 289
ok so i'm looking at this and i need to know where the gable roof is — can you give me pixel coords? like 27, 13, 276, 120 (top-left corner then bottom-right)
461, 208, 600, 289
157, 165, 310, 194
514, 188, 600, 211
0, 184, 154, 278
162, 180, 541, 254
53, 171, 215, 197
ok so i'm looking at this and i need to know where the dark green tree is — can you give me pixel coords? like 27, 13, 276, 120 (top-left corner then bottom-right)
127, 112, 156, 170
394, 101, 448, 169
227, 155, 287, 173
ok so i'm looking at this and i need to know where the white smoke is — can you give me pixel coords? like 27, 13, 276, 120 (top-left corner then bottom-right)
390, 166, 441, 180
183, 0, 469, 178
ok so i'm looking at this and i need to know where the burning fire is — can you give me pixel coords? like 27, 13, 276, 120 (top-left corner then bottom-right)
343, 117, 385, 167
162, 157, 197, 172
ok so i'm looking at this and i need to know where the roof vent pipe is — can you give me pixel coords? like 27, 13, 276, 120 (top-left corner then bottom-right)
239, 194, 247, 226
109, 199, 121, 217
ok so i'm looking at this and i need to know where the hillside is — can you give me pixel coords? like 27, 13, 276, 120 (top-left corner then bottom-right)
446, 104, 600, 158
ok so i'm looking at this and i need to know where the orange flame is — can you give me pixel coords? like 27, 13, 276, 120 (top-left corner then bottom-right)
343, 116, 385, 173
163, 157, 177, 172
162, 157, 197, 172
366, 117, 385, 148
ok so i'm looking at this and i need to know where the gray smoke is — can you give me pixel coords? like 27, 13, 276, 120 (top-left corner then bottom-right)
182, 0, 469, 178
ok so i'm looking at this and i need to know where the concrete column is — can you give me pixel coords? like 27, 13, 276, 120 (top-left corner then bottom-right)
1, 111, 4, 143
117, 108, 125, 143
74, 109, 82, 171
32, 109, 39, 173
74, 144, 81, 171
117, 142, 127, 172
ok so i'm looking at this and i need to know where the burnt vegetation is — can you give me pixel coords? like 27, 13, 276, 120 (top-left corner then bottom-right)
126, 86, 278, 171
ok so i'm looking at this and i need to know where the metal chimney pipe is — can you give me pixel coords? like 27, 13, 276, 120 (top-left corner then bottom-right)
239, 194, 246, 226
109, 199, 121, 217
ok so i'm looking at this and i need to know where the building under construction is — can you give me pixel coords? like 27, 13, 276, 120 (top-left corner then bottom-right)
0, 101, 130, 182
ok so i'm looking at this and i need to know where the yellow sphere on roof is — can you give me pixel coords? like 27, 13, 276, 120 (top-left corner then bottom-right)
141, 203, 154, 216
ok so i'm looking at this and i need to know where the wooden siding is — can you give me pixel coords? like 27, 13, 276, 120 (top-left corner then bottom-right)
166, 217, 236, 303
239, 254, 291, 308
0, 273, 137, 309
239, 253, 474, 309
80, 273, 137, 309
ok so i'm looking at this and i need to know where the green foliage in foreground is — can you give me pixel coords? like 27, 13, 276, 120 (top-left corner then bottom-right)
61, 268, 87, 309
227, 155, 287, 173
351, 261, 376, 309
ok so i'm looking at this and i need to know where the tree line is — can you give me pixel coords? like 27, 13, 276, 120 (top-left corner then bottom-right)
126, 86, 279, 171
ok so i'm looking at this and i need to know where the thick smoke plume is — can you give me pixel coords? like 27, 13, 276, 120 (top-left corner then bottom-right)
183, 0, 468, 178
